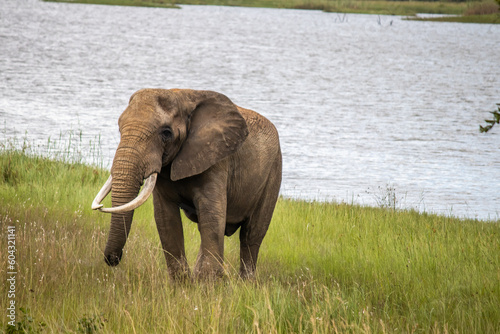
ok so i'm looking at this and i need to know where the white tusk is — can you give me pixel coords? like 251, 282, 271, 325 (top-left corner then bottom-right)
91, 175, 112, 210
97, 173, 158, 214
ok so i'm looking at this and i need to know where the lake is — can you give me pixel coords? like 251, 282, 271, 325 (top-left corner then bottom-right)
1, 0, 499, 220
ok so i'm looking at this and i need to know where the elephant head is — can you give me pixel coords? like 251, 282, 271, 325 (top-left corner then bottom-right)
92, 89, 249, 266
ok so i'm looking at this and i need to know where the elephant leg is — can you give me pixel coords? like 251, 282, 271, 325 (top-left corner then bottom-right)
239, 161, 282, 279
239, 211, 272, 279
193, 193, 227, 279
153, 190, 190, 281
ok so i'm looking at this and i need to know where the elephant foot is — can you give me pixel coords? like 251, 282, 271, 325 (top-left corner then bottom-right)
168, 268, 192, 283
104, 251, 123, 266
239, 266, 256, 280
193, 254, 225, 280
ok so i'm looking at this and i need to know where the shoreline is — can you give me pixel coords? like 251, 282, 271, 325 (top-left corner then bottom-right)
42, 0, 500, 24
1, 143, 497, 222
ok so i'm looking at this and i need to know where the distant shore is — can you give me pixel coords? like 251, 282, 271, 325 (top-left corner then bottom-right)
43, 0, 500, 24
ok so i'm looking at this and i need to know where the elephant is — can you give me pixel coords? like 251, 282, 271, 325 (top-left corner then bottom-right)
92, 88, 282, 280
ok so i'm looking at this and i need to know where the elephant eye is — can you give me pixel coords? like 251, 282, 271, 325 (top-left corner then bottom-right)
160, 127, 173, 141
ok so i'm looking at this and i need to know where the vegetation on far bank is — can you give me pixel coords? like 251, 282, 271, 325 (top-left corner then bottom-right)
406, 0, 499, 23
44, 0, 500, 24
44, 0, 180, 8
408, 13, 499, 23
1, 140, 499, 333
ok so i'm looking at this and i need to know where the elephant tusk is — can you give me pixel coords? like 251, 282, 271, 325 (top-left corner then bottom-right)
96, 173, 158, 214
91, 175, 112, 210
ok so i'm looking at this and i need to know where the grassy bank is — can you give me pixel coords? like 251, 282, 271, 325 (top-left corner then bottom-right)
409, 13, 499, 23
44, 0, 500, 24
1, 145, 499, 333
44, 0, 180, 8
45, 0, 468, 15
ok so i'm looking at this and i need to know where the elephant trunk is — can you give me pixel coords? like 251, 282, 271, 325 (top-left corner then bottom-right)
103, 147, 148, 266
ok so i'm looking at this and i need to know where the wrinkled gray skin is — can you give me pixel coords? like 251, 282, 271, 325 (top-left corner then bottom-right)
100, 89, 281, 280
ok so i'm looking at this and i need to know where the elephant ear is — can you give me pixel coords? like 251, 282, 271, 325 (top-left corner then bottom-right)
171, 92, 249, 181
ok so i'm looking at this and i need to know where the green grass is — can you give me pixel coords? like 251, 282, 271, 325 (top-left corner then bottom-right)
407, 0, 499, 23
1, 143, 499, 333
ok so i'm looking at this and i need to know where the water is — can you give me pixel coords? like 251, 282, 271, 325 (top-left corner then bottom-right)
1, 1, 499, 220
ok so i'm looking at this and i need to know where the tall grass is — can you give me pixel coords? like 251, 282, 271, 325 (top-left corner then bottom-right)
464, 0, 499, 15
409, 0, 500, 23
1, 142, 499, 333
